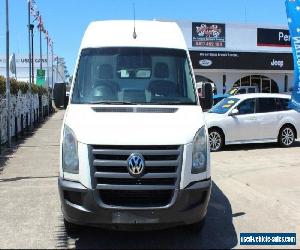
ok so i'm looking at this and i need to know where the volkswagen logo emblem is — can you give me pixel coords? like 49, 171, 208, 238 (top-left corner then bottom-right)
127, 153, 145, 178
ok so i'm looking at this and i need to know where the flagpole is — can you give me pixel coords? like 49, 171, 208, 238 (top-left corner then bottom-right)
5, 0, 11, 147
28, 0, 33, 128
51, 43, 54, 99
39, 23, 42, 70
31, 26, 34, 85
46, 37, 49, 114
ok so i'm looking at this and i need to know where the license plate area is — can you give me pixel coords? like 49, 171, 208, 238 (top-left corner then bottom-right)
112, 211, 159, 224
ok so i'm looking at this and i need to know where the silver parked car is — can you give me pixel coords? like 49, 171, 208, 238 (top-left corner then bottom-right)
205, 93, 300, 151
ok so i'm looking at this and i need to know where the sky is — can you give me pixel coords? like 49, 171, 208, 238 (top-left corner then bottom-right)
0, 0, 288, 77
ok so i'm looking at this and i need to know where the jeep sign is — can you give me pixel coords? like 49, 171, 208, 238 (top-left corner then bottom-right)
190, 51, 293, 70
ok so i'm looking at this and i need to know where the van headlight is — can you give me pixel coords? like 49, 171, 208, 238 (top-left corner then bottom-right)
62, 125, 79, 174
191, 126, 208, 174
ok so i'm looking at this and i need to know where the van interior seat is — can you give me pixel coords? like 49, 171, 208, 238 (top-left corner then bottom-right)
95, 64, 119, 92
148, 62, 178, 98
91, 64, 119, 100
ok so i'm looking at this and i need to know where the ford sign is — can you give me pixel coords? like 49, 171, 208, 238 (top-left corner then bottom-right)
199, 59, 213, 67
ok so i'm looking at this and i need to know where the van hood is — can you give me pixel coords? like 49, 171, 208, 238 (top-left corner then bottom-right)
64, 105, 205, 145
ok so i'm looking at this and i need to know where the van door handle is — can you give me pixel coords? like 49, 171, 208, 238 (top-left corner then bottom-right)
249, 117, 257, 121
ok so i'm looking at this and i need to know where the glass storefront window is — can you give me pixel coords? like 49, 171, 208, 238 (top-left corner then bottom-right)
233, 75, 279, 93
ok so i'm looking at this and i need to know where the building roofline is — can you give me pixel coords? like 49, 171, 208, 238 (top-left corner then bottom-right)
159, 18, 289, 30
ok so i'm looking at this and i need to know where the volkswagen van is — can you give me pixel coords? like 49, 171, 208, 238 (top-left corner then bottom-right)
58, 20, 212, 230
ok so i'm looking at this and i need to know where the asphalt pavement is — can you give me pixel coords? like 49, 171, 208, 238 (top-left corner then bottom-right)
0, 110, 299, 249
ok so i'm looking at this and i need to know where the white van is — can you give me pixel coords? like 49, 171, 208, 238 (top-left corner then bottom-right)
58, 20, 212, 230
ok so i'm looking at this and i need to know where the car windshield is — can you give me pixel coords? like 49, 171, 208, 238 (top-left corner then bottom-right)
71, 47, 197, 105
227, 87, 239, 95
209, 97, 240, 114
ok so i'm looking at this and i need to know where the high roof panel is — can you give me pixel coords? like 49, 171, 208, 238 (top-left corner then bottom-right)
80, 20, 187, 50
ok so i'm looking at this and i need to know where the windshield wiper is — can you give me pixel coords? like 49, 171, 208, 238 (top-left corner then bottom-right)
88, 101, 138, 105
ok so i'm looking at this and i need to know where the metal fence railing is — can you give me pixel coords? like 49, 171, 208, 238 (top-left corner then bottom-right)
0, 93, 51, 151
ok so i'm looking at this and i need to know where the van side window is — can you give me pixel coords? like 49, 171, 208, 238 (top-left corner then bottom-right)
257, 98, 276, 113
237, 99, 256, 115
276, 98, 291, 111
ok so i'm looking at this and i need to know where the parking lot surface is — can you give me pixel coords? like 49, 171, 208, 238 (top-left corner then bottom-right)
0, 110, 299, 249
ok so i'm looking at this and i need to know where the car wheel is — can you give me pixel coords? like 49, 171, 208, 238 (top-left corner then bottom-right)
209, 129, 224, 152
278, 126, 296, 147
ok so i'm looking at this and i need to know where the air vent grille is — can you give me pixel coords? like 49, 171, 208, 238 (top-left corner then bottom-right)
92, 107, 178, 113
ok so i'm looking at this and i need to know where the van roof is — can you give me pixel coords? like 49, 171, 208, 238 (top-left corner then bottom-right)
80, 20, 188, 50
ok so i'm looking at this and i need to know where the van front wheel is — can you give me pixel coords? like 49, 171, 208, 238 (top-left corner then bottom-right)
64, 219, 81, 233
186, 218, 206, 233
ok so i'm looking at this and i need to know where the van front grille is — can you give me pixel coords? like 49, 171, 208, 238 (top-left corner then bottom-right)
90, 145, 183, 208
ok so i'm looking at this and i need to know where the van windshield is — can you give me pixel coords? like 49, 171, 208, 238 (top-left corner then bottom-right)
71, 47, 197, 105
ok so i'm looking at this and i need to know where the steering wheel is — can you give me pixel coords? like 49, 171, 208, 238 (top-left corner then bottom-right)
89, 82, 117, 100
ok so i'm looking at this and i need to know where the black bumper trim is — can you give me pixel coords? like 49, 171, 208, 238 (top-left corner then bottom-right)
58, 177, 211, 228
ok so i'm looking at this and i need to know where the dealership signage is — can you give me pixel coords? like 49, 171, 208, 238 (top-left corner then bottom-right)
192, 22, 226, 48
0, 56, 48, 68
190, 51, 293, 70
257, 28, 291, 47
36, 69, 46, 86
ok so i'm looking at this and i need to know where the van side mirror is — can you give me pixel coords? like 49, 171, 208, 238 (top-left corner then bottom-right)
199, 82, 213, 111
53, 82, 67, 109
230, 108, 239, 116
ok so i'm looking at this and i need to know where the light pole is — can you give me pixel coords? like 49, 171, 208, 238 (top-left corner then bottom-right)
56, 56, 59, 82
5, 0, 11, 147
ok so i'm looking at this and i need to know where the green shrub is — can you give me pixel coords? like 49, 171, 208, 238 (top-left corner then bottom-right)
0, 75, 5, 95
0, 75, 48, 96
10, 78, 19, 95
32, 84, 48, 95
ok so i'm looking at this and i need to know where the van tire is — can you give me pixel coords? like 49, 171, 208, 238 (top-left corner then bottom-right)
278, 125, 296, 147
209, 129, 224, 152
186, 219, 206, 233
64, 219, 81, 233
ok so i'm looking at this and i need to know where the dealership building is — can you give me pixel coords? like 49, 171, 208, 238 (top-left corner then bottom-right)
1, 22, 294, 94
176, 21, 293, 94
0, 55, 66, 85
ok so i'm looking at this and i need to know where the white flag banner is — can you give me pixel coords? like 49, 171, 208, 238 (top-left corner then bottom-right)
9, 53, 16, 75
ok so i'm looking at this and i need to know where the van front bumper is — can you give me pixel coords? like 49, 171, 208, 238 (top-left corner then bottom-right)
58, 177, 211, 229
